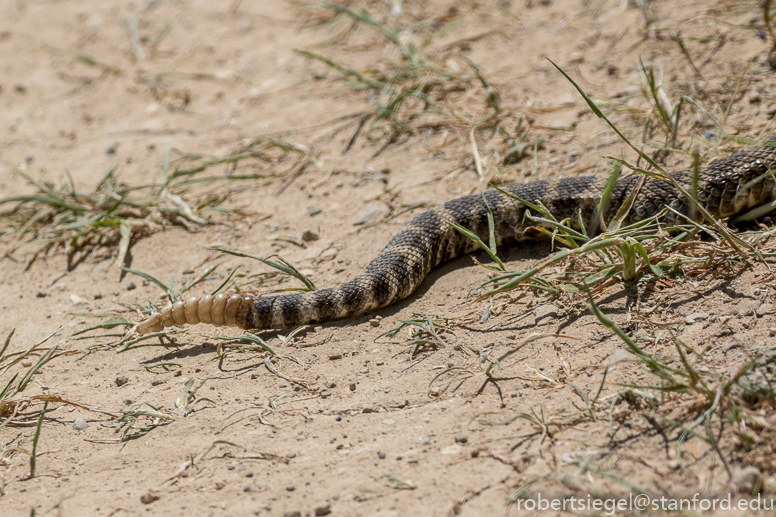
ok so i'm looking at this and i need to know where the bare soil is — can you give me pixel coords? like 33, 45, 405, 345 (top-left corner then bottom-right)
2, 1, 776, 516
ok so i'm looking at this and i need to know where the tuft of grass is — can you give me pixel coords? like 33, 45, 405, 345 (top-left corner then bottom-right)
382, 314, 453, 360
295, 2, 506, 154
0, 147, 267, 270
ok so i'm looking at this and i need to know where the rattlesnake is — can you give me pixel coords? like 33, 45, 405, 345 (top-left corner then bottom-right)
136, 138, 776, 334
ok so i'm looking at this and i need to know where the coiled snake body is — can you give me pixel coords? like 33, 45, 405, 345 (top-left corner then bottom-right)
137, 139, 776, 334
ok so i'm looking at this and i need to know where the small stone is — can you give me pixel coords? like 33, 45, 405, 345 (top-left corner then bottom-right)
314, 504, 332, 516
608, 349, 630, 364
288, 452, 297, 459
377, 451, 386, 459
749, 90, 762, 104
182, 269, 194, 275
126, 281, 137, 291
369, 318, 381, 327
73, 419, 86, 431
534, 304, 559, 325
328, 353, 342, 361
325, 381, 337, 389
36, 290, 46, 298
283, 512, 302, 517
738, 466, 763, 494
140, 493, 160, 504
722, 341, 740, 353
382, 419, 396, 426
769, 328, 776, 337
454, 433, 468, 444
214, 481, 226, 490
285, 485, 296, 492
335, 415, 342, 421
768, 104, 776, 118
350, 201, 390, 226
115, 375, 129, 387
429, 386, 441, 396
93, 293, 103, 300
245, 471, 253, 478
301, 229, 319, 242
309, 208, 322, 216
151, 379, 165, 386
69, 293, 89, 305
684, 312, 709, 324
349, 383, 356, 391
441, 444, 463, 455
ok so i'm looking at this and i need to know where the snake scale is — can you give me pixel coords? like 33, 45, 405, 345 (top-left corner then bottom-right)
136, 138, 776, 334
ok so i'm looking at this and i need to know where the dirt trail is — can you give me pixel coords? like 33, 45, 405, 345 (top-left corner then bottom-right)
2, 1, 776, 516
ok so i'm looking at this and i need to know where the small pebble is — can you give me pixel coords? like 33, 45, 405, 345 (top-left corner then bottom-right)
36, 290, 46, 298
369, 318, 381, 327
115, 375, 128, 387
378, 451, 386, 459
73, 419, 86, 431
140, 494, 159, 504
309, 208, 322, 216
285, 485, 296, 492
455, 433, 468, 444
722, 341, 740, 353
93, 293, 103, 300
349, 383, 356, 391
534, 304, 559, 325
123, 399, 133, 405
335, 415, 342, 421
738, 466, 763, 494
429, 386, 441, 396
350, 201, 390, 226
283, 512, 302, 517
301, 229, 319, 242
684, 312, 709, 324
314, 504, 332, 516
151, 379, 165, 386
182, 269, 194, 275
126, 281, 137, 291
767, 104, 776, 118
245, 471, 253, 478
608, 349, 630, 364
106, 145, 117, 155
328, 353, 342, 361
749, 91, 762, 104
325, 381, 337, 389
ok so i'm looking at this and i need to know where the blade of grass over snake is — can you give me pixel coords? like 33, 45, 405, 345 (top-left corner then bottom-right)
212, 248, 316, 291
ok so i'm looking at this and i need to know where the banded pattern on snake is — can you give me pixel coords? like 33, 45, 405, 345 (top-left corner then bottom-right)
136, 138, 776, 335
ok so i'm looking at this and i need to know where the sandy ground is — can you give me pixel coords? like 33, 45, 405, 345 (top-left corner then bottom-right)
3, 0, 776, 515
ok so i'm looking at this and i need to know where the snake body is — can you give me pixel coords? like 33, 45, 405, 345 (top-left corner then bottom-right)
136, 138, 776, 334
